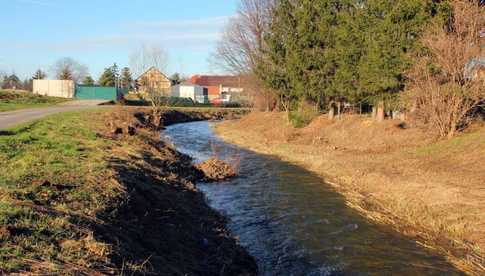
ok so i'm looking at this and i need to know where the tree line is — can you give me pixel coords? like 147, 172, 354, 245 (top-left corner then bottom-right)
215, 0, 484, 137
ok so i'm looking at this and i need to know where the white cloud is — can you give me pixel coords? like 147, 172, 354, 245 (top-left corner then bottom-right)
10, 15, 231, 52
12, 31, 221, 52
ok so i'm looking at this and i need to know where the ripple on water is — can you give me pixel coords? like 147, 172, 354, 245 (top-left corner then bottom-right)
164, 121, 465, 276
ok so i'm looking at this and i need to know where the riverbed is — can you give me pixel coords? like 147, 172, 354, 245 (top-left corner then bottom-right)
164, 121, 463, 276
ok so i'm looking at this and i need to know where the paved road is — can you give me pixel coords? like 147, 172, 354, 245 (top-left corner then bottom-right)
0, 100, 109, 129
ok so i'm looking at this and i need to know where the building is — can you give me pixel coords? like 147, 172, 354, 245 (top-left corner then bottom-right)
171, 83, 208, 104
135, 67, 171, 96
33, 80, 75, 98
33, 80, 124, 101
188, 75, 243, 103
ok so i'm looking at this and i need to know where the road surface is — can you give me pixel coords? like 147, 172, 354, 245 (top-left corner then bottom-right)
0, 100, 109, 129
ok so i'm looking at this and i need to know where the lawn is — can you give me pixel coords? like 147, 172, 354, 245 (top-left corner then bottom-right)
0, 90, 69, 112
0, 111, 120, 273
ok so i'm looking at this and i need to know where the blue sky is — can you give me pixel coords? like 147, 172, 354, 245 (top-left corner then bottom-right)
1, 0, 239, 80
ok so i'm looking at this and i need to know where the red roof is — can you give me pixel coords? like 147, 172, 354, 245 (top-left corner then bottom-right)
189, 75, 241, 87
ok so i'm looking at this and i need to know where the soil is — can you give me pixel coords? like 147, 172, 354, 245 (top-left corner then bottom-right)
215, 111, 485, 275
95, 108, 257, 275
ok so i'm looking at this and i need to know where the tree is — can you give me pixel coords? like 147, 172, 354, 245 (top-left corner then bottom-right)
170, 73, 183, 85
120, 67, 133, 89
98, 67, 116, 87
111, 63, 120, 87
213, 0, 276, 110
83, 75, 95, 85
406, 0, 484, 138
59, 66, 73, 80
2, 74, 21, 90
22, 79, 33, 91
130, 45, 170, 128
32, 69, 46, 80
129, 45, 169, 78
51, 57, 88, 83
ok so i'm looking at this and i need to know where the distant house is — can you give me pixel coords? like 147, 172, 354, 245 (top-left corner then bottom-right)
188, 75, 243, 103
171, 83, 208, 104
135, 67, 171, 96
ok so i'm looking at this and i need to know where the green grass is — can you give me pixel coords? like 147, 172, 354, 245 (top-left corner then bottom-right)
0, 111, 120, 273
0, 90, 69, 112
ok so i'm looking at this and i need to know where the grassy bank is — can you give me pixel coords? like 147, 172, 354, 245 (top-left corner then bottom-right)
0, 108, 256, 275
215, 112, 485, 275
0, 90, 68, 112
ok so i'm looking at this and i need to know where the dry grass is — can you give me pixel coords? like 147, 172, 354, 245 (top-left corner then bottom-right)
0, 108, 257, 275
215, 111, 485, 274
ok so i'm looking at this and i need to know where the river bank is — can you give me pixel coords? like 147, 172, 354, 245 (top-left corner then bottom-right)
0, 108, 256, 275
214, 112, 485, 275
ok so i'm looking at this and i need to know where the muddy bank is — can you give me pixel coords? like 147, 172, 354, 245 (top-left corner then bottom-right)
96, 109, 257, 275
215, 112, 485, 275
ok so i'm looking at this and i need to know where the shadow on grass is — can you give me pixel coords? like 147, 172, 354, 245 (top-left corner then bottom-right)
92, 137, 257, 275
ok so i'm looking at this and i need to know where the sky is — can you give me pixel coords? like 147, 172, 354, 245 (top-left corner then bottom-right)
0, 0, 239, 80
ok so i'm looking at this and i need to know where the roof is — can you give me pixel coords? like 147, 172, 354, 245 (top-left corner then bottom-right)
189, 75, 241, 87
135, 66, 170, 81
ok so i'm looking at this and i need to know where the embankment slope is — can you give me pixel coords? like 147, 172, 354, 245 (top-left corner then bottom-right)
0, 108, 256, 275
215, 112, 485, 274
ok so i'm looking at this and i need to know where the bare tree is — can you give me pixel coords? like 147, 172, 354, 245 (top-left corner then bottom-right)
212, 0, 276, 110
51, 57, 88, 84
130, 45, 169, 78
130, 45, 170, 128
406, 0, 485, 138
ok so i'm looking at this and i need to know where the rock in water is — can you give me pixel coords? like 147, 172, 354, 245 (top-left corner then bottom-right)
196, 158, 236, 182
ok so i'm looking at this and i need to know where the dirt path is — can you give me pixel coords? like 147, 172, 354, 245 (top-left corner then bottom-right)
0, 100, 109, 129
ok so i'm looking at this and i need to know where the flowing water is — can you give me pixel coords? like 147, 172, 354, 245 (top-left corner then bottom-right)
164, 121, 463, 276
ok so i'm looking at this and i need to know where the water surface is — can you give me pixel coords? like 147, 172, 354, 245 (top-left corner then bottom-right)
164, 121, 462, 276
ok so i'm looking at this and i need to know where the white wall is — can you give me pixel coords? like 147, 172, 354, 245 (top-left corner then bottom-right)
33, 80, 75, 98
172, 85, 206, 103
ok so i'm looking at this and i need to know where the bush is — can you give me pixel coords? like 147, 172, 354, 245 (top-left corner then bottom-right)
288, 100, 320, 128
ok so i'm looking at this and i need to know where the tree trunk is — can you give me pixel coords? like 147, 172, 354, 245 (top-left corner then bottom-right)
376, 101, 385, 122
337, 101, 342, 119
328, 102, 336, 120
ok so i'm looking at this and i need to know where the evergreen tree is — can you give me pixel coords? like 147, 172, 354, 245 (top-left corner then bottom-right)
59, 66, 73, 80
120, 67, 133, 89
111, 63, 120, 87
98, 67, 116, 87
83, 75, 95, 85
2, 74, 21, 89
32, 69, 46, 80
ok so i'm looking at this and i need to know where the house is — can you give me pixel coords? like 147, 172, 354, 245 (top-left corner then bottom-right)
188, 75, 243, 103
171, 83, 208, 104
135, 67, 171, 96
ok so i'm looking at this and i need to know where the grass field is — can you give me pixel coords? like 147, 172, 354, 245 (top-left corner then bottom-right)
0, 90, 69, 112
0, 111, 119, 272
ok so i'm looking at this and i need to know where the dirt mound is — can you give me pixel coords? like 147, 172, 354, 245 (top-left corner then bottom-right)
196, 158, 237, 181
234, 112, 431, 153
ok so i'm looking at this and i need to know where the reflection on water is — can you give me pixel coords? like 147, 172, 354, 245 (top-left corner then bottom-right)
164, 121, 463, 276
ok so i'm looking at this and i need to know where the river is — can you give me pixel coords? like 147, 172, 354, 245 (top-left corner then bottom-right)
164, 121, 463, 276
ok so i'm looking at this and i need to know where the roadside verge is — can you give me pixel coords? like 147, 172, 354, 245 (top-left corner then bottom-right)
0, 108, 256, 275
